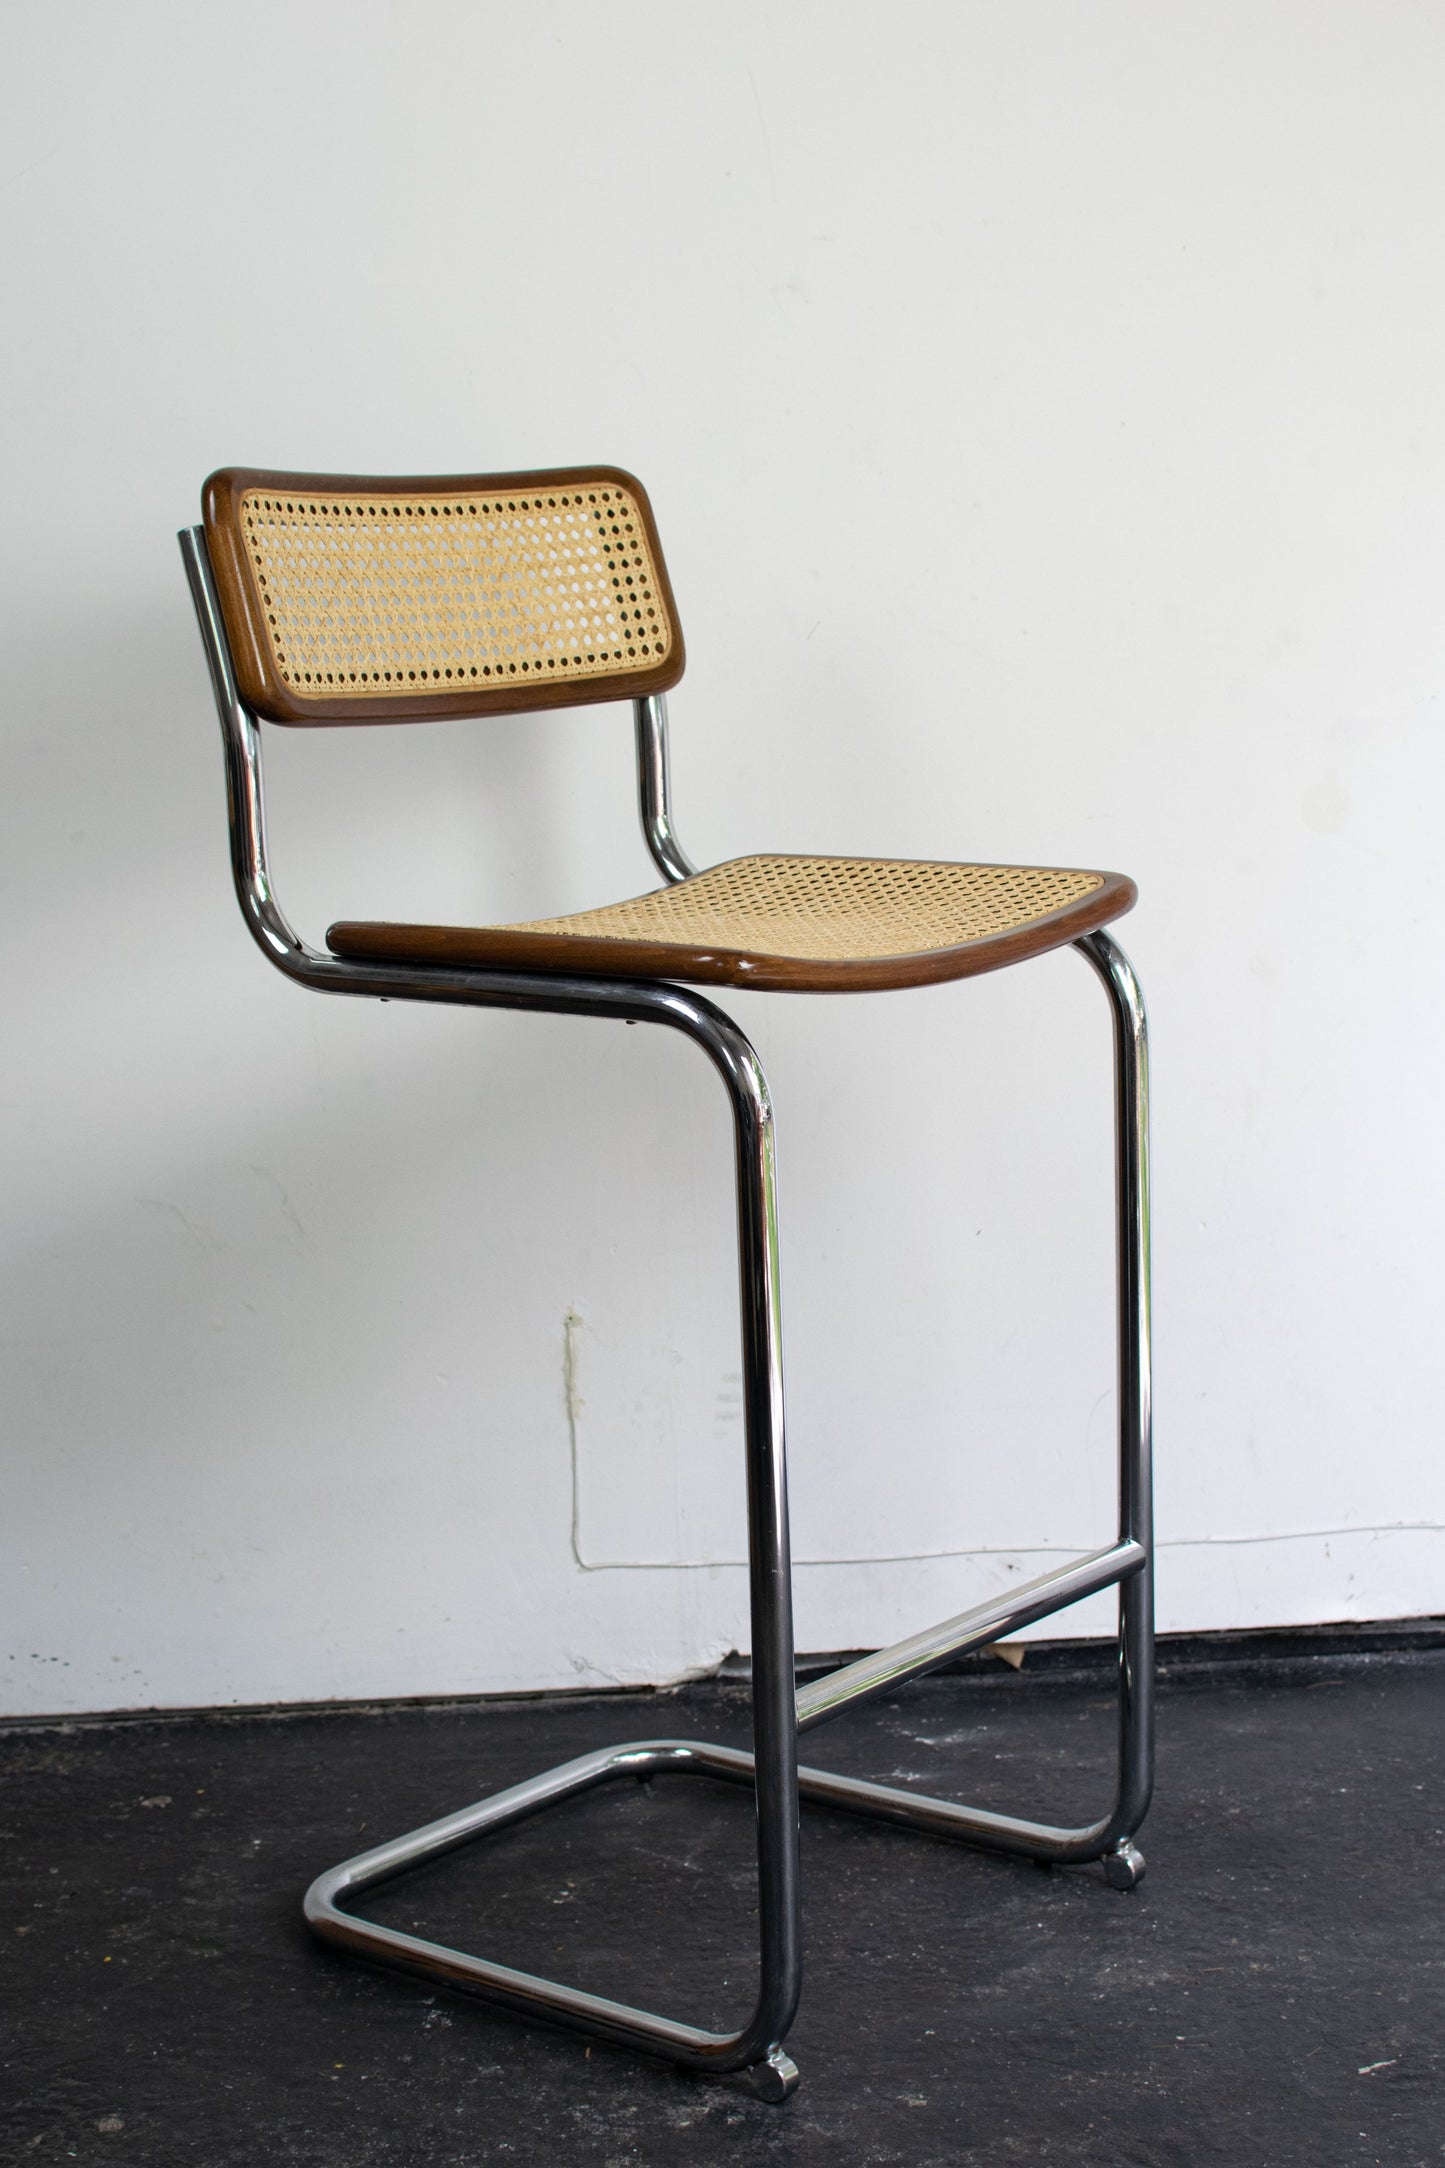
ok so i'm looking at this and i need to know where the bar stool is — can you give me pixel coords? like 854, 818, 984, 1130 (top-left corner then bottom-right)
180, 464, 1152, 2102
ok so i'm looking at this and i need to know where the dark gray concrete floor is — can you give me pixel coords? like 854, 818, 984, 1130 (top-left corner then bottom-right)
3, 1651, 1443, 2167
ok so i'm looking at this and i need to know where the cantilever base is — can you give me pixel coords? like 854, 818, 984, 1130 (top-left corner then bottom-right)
303, 1729, 1147, 2100
290, 931, 1153, 2099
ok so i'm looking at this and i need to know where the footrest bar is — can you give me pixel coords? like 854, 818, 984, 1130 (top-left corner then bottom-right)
794, 1537, 1146, 1733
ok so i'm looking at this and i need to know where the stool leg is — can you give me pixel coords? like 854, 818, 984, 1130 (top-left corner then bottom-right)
1078, 929, 1153, 1884
713, 1017, 804, 2083
722, 936, 1155, 1884
301, 988, 803, 2095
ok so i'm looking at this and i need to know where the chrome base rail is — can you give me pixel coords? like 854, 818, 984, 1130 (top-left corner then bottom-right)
304, 1743, 803, 2098
182, 527, 1154, 2101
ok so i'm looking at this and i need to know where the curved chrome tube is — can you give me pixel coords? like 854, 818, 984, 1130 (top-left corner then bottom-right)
1073, 926, 1155, 1852
634, 692, 698, 883
180, 526, 307, 969
179, 525, 800, 2080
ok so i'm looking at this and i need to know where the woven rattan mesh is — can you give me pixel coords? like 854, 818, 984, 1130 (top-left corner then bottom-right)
507, 856, 1103, 960
238, 481, 673, 700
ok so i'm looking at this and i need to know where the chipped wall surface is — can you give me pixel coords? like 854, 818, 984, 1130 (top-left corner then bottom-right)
3, 1, 1444, 1713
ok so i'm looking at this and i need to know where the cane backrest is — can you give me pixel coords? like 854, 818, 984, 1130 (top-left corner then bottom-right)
203, 466, 684, 726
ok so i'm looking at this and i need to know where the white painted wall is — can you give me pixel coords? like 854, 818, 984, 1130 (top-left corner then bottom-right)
3, 1, 1443, 1716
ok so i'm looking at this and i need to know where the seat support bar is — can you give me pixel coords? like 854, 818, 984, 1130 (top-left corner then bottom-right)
795, 1537, 1147, 1733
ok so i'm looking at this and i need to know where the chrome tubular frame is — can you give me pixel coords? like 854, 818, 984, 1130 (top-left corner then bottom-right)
635, 693, 699, 883
181, 530, 1153, 2100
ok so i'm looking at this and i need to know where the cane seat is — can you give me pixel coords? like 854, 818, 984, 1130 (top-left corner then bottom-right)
327, 851, 1133, 992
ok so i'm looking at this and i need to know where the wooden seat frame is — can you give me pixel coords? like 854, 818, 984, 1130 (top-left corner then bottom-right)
180, 468, 1153, 2103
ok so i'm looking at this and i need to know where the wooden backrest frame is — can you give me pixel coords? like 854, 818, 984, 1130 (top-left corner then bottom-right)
203, 465, 686, 726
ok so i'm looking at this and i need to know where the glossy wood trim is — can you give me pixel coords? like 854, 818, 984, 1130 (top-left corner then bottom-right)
326, 871, 1136, 994
202, 464, 686, 726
